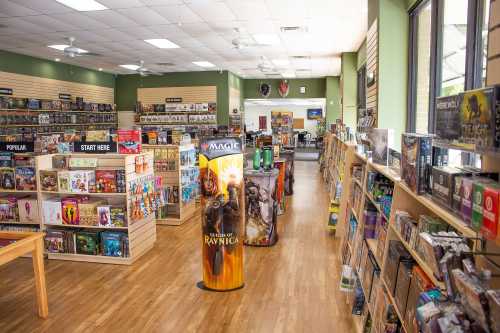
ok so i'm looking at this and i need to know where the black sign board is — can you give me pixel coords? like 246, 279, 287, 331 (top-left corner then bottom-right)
73, 141, 117, 153
59, 93, 72, 100
165, 97, 183, 103
0, 88, 13, 96
0, 142, 35, 153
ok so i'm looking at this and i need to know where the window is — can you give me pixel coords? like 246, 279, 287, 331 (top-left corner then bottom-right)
407, 0, 490, 134
440, 0, 468, 96
409, 1, 432, 134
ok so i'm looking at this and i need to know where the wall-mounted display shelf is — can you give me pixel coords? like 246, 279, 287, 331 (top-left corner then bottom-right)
323, 131, 500, 333
37, 152, 157, 265
143, 144, 199, 226
136, 102, 217, 127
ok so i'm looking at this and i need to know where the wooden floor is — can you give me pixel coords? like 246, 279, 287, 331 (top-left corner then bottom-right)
0, 161, 355, 333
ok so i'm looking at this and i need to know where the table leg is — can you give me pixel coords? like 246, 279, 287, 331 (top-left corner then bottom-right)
32, 238, 48, 318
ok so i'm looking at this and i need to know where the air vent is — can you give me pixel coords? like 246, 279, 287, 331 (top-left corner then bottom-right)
156, 62, 175, 66
265, 73, 281, 77
296, 69, 311, 72
280, 26, 308, 33
291, 55, 310, 59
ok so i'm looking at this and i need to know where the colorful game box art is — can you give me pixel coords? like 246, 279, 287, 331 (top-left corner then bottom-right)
18, 198, 39, 224
0, 196, 18, 222
95, 170, 117, 193
101, 232, 124, 257
0, 168, 15, 190
110, 207, 127, 227
58, 171, 70, 192
75, 231, 98, 255
97, 205, 111, 227
78, 199, 106, 226
0, 153, 13, 167
42, 198, 62, 225
40, 170, 58, 192
244, 169, 279, 246
401, 133, 432, 194
69, 170, 95, 193
482, 184, 500, 239
44, 230, 65, 253
15, 166, 36, 191
435, 94, 462, 141
368, 128, 394, 166
117, 129, 142, 154
199, 136, 244, 291
62, 197, 81, 225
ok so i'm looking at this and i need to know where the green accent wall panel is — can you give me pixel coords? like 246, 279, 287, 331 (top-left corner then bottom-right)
326, 76, 341, 126
115, 71, 230, 124
341, 52, 358, 129
243, 78, 326, 99
378, 0, 409, 150
0, 50, 114, 88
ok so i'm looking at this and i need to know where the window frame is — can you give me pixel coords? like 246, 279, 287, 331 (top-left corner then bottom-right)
407, 0, 488, 134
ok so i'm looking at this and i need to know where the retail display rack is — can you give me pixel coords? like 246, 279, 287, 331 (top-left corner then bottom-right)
143, 144, 199, 226
324, 132, 500, 333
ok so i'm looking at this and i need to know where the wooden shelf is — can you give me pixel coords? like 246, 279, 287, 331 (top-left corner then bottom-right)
47, 253, 132, 265
0, 189, 37, 193
0, 220, 40, 225
4, 122, 117, 127
397, 182, 476, 238
352, 177, 363, 189
368, 162, 400, 183
44, 223, 128, 230
380, 278, 407, 332
40, 191, 126, 196
0, 109, 117, 114
365, 238, 382, 265
389, 224, 445, 290
364, 191, 389, 221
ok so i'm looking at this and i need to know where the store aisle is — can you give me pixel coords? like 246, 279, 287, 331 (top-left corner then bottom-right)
0, 161, 355, 333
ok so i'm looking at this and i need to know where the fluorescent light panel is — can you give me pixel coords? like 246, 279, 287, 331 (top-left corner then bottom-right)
281, 71, 296, 78
144, 39, 179, 49
192, 61, 215, 68
48, 44, 88, 53
55, 0, 107, 11
252, 34, 280, 45
120, 64, 140, 70
272, 59, 290, 66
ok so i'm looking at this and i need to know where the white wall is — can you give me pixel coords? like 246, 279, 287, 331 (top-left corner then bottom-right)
244, 103, 325, 138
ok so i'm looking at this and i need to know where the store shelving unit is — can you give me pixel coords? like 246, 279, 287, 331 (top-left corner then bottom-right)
38, 152, 157, 265
325, 131, 500, 332
143, 144, 199, 226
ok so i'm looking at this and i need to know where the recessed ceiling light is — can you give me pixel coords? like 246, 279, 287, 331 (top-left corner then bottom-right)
54, 58, 61, 62
192, 61, 215, 68
144, 39, 180, 49
281, 71, 296, 78
119, 64, 140, 70
55, 0, 107, 11
272, 59, 290, 67
98, 68, 103, 71
48, 44, 69, 51
280, 26, 308, 33
252, 34, 280, 45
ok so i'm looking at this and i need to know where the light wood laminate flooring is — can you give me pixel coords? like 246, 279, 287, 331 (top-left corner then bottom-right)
0, 161, 355, 332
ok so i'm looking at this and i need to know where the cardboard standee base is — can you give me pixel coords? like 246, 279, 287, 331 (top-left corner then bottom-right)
196, 281, 245, 292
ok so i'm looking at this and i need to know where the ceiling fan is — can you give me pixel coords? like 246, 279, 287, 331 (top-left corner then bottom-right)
242, 56, 286, 74
134, 60, 163, 76
60, 37, 100, 58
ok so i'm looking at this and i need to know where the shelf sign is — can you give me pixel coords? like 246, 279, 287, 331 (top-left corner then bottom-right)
0, 142, 34, 153
165, 97, 182, 103
0, 88, 13, 96
59, 93, 71, 100
73, 141, 117, 153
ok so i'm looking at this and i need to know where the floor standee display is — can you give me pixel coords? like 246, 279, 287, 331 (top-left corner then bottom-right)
143, 144, 199, 226
39, 152, 157, 265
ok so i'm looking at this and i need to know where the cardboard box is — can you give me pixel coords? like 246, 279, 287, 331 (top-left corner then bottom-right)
15, 166, 36, 191
368, 128, 394, 166
58, 170, 70, 192
95, 170, 117, 193
401, 134, 432, 194
431, 166, 464, 208
69, 170, 95, 193
18, 198, 39, 224
471, 179, 497, 231
42, 198, 62, 225
461, 177, 474, 225
40, 170, 58, 192
62, 197, 81, 225
79, 199, 107, 226
0, 196, 18, 221
435, 94, 461, 141
481, 183, 500, 240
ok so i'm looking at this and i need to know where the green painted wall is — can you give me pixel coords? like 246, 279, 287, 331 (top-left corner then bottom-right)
242, 78, 326, 99
228, 71, 244, 112
0, 50, 114, 88
378, 0, 409, 150
341, 53, 358, 130
115, 71, 230, 125
357, 41, 367, 70
326, 76, 341, 126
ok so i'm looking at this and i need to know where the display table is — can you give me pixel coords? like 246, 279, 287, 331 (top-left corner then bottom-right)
244, 168, 279, 246
274, 158, 286, 215
0, 231, 48, 318
280, 150, 295, 195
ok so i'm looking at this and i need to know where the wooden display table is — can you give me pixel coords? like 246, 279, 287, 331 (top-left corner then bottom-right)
0, 231, 48, 318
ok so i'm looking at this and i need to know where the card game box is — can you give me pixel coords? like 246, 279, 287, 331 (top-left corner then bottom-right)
69, 170, 95, 193
69, 157, 97, 169
18, 198, 40, 224
482, 184, 500, 240
95, 170, 117, 193
401, 133, 432, 194
435, 94, 461, 141
431, 166, 464, 208
42, 198, 62, 225
15, 166, 36, 191
461, 178, 475, 225
459, 86, 500, 149
471, 178, 497, 231
117, 129, 141, 154
78, 199, 107, 226
40, 170, 58, 192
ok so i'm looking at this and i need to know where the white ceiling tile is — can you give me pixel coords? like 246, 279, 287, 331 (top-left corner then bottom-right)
0, 0, 40, 16
84, 10, 140, 28
22, 15, 77, 32
187, 1, 236, 22
90, 28, 137, 42
180, 22, 213, 37
50, 12, 111, 30
225, 0, 270, 21
117, 7, 170, 25
119, 26, 161, 40
8, 0, 71, 15
99, 0, 146, 9
140, 0, 183, 5
150, 4, 203, 24
66, 30, 111, 43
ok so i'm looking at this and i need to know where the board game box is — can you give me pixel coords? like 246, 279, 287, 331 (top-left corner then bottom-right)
0, 168, 15, 190
97, 205, 111, 227
15, 166, 36, 191
44, 230, 64, 253
78, 199, 107, 226
52, 155, 68, 169
435, 94, 461, 141
368, 128, 394, 166
75, 231, 99, 255
0, 196, 18, 222
101, 231, 124, 257
18, 198, 40, 224
117, 129, 141, 154
42, 198, 62, 225
40, 169, 58, 192
471, 179, 497, 232
482, 184, 500, 240
0, 153, 13, 167
95, 170, 117, 193
459, 86, 500, 149
62, 197, 81, 225
401, 133, 432, 194
110, 206, 126, 227
58, 170, 70, 192
69, 170, 95, 193
431, 166, 464, 208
